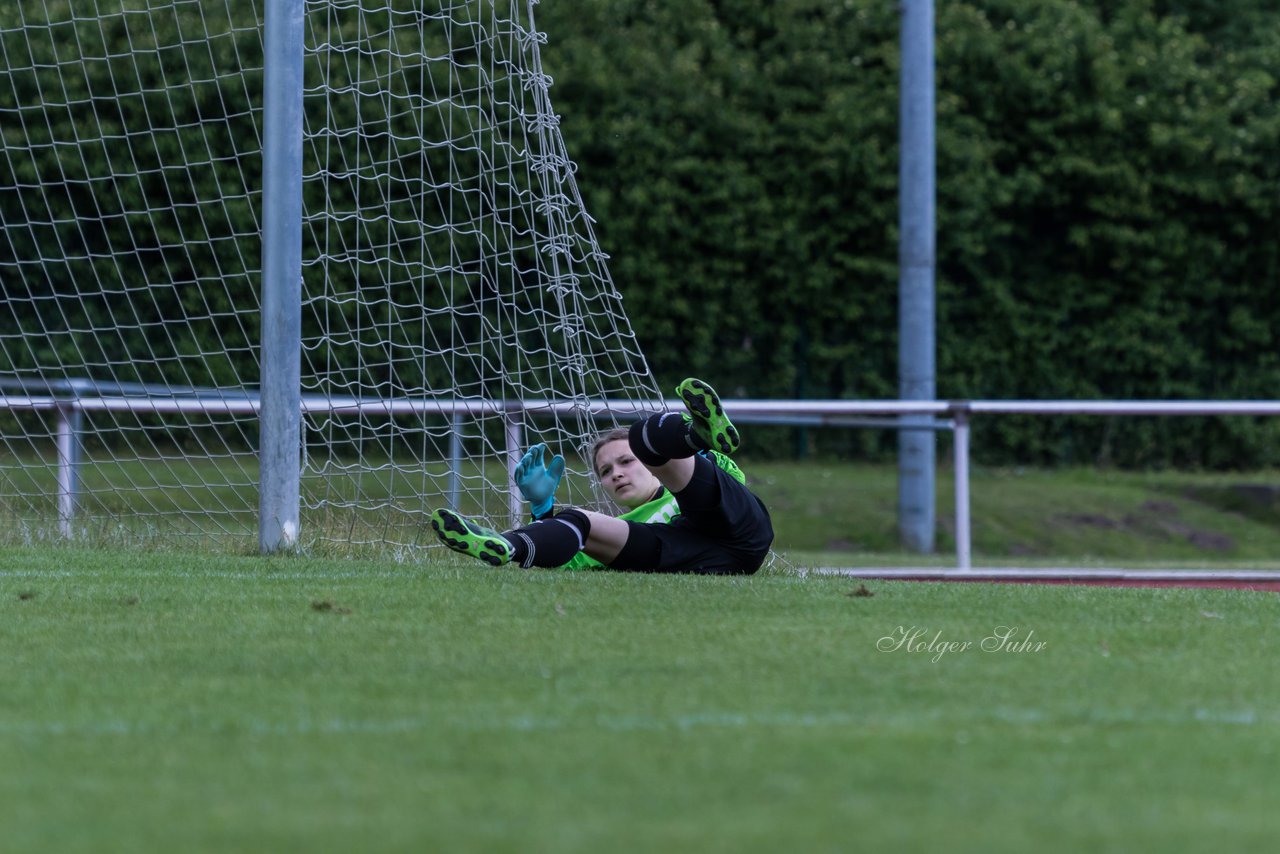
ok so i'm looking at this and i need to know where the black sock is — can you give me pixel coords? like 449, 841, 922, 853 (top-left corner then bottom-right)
629, 412, 705, 466
502, 508, 592, 568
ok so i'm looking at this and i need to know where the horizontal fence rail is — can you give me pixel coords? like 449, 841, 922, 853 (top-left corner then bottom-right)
11, 393, 1280, 418
4, 385, 1280, 565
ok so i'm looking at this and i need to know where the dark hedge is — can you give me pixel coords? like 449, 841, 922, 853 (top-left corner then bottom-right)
2, 1, 1277, 466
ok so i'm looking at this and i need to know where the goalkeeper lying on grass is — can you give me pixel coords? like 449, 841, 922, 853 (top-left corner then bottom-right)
429, 378, 774, 575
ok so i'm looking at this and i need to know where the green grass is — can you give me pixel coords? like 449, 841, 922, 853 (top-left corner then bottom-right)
0, 454, 521, 551
3, 546, 1280, 852
748, 462, 1280, 566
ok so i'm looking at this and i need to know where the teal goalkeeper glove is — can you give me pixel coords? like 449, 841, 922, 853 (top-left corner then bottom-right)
514, 443, 565, 519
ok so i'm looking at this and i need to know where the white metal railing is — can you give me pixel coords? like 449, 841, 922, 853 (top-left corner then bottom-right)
4, 390, 1280, 566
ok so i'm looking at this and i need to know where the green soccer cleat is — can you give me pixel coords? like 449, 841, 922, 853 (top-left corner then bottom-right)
429, 509, 514, 567
676, 377, 740, 455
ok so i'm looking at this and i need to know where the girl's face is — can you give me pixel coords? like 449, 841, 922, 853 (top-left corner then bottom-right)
594, 439, 661, 509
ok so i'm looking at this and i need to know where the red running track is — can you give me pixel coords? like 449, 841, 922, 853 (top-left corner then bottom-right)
816, 568, 1280, 592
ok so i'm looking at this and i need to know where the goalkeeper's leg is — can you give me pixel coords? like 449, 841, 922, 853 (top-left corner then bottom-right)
430, 508, 630, 568
630, 378, 740, 467
628, 377, 739, 494
429, 510, 514, 566
675, 377, 740, 455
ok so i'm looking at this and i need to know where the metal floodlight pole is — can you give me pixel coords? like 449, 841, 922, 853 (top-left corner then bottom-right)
258, 0, 305, 553
898, 0, 937, 553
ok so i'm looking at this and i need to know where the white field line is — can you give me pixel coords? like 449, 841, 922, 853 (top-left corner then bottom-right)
0, 568, 413, 581
814, 567, 1280, 581
0, 706, 1273, 739
6, 566, 1280, 582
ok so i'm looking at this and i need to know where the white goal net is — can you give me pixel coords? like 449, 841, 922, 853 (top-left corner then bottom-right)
0, 0, 661, 553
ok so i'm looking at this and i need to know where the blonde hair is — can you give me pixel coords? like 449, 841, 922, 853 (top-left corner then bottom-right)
588, 427, 632, 475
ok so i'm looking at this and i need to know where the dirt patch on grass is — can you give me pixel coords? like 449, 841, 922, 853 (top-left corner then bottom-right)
1178, 483, 1280, 527
1057, 513, 1120, 530
1053, 499, 1236, 553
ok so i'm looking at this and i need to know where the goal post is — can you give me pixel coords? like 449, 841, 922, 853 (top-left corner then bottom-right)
0, 0, 663, 555
259, 0, 305, 553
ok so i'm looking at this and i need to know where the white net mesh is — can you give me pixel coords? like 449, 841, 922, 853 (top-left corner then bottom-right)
0, 0, 661, 553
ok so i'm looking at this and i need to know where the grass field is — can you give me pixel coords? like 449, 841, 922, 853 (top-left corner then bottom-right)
4, 545, 1280, 852
755, 463, 1280, 566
